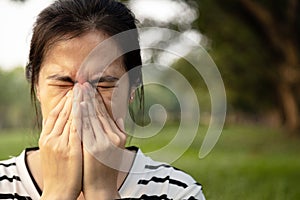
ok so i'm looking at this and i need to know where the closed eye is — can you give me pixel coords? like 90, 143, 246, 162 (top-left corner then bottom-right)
91, 76, 119, 89
98, 85, 115, 88
96, 83, 117, 89
47, 75, 75, 88
48, 83, 74, 88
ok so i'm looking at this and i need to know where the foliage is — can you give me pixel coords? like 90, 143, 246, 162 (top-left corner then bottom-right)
6, 0, 300, 131
196, 1, 276, 111
0, 67, 35, 129
194, 0, 300, 130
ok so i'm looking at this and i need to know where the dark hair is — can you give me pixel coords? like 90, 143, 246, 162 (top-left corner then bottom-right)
25, 0, 144, 126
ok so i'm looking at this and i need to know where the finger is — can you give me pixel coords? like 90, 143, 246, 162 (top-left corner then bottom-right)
84, 84, 113, 134
72, 84, 83, 139
41, 91, 70, 137
93, 91, 119, 138
88, 85, 126, 147
95, 98, 124, 140
61, 119, 71, 146
85, 82, 110, 119
84, 82, 115, 130
51, 90, 73, 136
114, 118, 127, 147
82, 87, 108, 145
42, 118, 46, 128
62, 93, 76, 145
93, 87, 125, 134
81, 101, 98, 149
116, 118, 125, 132
70, 117, 81, 147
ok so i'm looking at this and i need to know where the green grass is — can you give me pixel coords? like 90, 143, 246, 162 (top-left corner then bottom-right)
1, 125, 300, 199
0, 129, 38, 159
129, 124, 300, 200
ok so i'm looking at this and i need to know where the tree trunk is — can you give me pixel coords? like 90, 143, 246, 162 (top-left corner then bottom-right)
278, 40, 300, 132
239, 0, 300, 132
277, 64, 299, 132
277, 83, 299, 131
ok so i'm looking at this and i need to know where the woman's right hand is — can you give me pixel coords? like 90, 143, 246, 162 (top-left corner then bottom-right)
39, 90, 82, 200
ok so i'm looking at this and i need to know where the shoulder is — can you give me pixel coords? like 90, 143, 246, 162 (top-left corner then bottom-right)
0, 157, 19, 181
0, 151, 32, 199
119, 148, 205, 200
0, 157, 20, 191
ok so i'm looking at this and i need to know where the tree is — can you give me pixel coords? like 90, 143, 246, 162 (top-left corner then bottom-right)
196, 0, 300, 131
10, 0, 300, 132
122, 0, 299, 131
0, 67, 34, 129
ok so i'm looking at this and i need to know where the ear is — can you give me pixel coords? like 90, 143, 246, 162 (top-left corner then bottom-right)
36, 84, 41, 102
129, 89, 135, 103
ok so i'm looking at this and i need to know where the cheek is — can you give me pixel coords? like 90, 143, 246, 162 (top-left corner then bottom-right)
111, 88, 130, 120
39, 86, 72, 119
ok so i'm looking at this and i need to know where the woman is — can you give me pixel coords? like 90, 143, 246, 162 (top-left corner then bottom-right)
0, 0, 205, 199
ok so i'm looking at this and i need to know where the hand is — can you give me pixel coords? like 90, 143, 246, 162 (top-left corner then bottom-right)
39, 90, 82, 200
79, 83, 126, 199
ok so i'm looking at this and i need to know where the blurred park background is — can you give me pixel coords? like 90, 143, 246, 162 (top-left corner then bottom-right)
0, 0, 300, 199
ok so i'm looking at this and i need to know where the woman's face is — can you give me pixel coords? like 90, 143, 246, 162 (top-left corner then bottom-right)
37, 31, 130, 121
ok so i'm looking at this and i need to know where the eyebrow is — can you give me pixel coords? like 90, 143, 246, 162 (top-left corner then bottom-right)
46, 75, 74, 83
89, 76, 119, 85
46, 74, 119, 84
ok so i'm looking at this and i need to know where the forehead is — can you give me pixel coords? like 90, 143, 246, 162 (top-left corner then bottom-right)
41, 31, 125, 81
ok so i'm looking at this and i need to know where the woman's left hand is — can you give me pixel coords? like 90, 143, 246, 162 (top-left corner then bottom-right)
77, 83, 127, 199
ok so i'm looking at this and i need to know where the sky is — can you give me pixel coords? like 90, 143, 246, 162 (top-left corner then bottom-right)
0, 0, 200, 70
0, 0, 53, 70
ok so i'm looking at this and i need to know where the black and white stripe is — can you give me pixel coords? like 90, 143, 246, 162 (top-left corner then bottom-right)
119, 194, 172, 200
138, 176, 188, 189
0, 193, 32, 200
0, 163, 16, 168
145, 164, 177, 170
0, 175, 21, 182
0, 158, 34, 200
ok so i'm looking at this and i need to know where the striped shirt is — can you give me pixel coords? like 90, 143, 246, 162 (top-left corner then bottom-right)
0, 147, 205, 200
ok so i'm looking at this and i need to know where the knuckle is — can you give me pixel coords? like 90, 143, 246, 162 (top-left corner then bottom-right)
52, 145, 64, 154
83, 121, 91, 130
96, 111, 104, 118
38, 136, 51, 148
113, 135, 122, 146
48, 109, 59, 118
71, 124, 77, 133
90, 114, 98, 121
59, 109, 68, 119
120, 134, 127, 143
38, 138, 44, 147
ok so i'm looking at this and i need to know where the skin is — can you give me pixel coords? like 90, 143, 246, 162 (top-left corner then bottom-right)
27, 31, 135, 200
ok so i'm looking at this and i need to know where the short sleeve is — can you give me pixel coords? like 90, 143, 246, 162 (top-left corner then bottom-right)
174, 183, 206, 200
